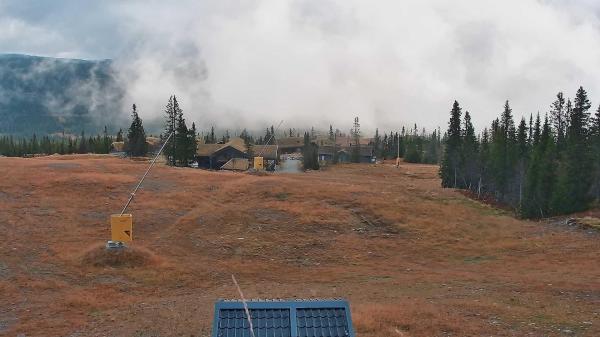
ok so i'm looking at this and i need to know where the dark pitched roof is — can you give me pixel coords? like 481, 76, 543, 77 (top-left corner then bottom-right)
197, 138, 248, 157
212, 299, 355, 337
197, 144, 225, 157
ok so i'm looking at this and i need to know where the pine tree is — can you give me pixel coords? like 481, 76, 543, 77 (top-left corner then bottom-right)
515, 117, 529, 207
174, 103, 190, 166
206, 126, 216, 144
302, 132, 319, 170
78, 131, 87, 154
591, 105, 600, 199
533, 113, 541, 146
522, 117, 556, 218
490, 100, 517, 203
102, 126, 111, 154
423, 130, 440, 164
189, 122, 198, 163
478, 128, 490, 196
163, 96, 177, 165
461, 111, 479, 190
440, 101, 462, 187
404, 137, 420, 163
550, 92, 567, 149
552, 86, 593, 214
373, 128, 381, 158
116, 128, 123, 142
125, 104, 148, 157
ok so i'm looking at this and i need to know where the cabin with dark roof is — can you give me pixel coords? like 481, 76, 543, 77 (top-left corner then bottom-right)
212, 299, 355, 337
196, 138, 248, 169
317, 145, 374, 163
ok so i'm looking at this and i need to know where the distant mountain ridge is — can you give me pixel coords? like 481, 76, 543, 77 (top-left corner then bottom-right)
0, 53, 126, 135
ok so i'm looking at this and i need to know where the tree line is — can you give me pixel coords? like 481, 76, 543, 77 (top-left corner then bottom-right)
372, 126, 442, 164
2, 95, 446, 172
440, 87, 600, 218
0, 128, 113, 156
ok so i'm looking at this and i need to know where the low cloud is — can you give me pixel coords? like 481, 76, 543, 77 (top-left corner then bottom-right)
1, 0, 600, 134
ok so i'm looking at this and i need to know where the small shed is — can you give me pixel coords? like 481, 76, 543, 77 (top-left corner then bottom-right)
212, 299, 355, 337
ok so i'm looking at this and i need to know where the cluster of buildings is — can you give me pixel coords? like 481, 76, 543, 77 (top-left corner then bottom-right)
195, 135, 375, 171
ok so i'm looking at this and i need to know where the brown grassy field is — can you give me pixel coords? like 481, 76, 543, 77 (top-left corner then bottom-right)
0, 155, 599, 337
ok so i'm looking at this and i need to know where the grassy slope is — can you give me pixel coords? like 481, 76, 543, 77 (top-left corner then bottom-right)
0, 156, 598, 336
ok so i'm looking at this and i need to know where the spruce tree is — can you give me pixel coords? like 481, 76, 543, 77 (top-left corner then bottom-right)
591, 105, 600, 199
174, 103, 190, 166
102, 126, 111, 154
423, 130, 440, 164
552, 86, 593, 214
373, 128, 381, 159
125, 104, 148, 157
189, 122, 198, 163
206, 126, 216, 144
516, 118, 529, 207
490, 100, 517, 203
163, 96, 177, 165
440, 100, 462, 187
461, 111, 479, 190
522, 117, 556, 218
550, 92, 567, 149
302, 132, 319, 170
478, 128, 490, 196
78, 131, 87, 154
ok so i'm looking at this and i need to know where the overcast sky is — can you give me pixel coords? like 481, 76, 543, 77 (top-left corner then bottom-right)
1, 0, 600, 133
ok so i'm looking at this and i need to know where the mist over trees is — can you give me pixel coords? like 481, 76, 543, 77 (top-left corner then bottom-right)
440, 87, 600, 218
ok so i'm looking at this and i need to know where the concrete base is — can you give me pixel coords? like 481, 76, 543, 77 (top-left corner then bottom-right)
105, 240, 127, 250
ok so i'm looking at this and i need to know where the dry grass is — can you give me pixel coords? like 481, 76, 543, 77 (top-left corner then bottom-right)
353, 301, 470, 337
576, 217, 600, 230
0, 155, 598, 336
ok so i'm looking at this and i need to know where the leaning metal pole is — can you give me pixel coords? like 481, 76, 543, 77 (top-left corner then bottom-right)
120, 131, 174, 215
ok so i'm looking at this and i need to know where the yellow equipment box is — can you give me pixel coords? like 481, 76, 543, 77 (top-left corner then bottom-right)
111, 214, 133, 242
254, 156, 264, 170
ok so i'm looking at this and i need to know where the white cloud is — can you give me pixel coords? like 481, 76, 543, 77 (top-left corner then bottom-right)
2, 0, 600, 133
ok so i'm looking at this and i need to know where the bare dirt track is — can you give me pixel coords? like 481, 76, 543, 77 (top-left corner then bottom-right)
0, 155, 599, 337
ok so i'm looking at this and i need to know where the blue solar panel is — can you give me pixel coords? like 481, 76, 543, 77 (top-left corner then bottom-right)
212, 299, 355, 337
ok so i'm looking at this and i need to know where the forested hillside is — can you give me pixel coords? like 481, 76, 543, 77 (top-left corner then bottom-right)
440, 87, 600, 218
0, 54, 125, 135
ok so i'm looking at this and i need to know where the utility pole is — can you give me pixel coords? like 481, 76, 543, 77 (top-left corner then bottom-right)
396, 132, 400, 168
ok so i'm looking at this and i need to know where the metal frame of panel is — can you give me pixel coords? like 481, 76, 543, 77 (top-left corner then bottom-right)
212, 299, 355, 337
